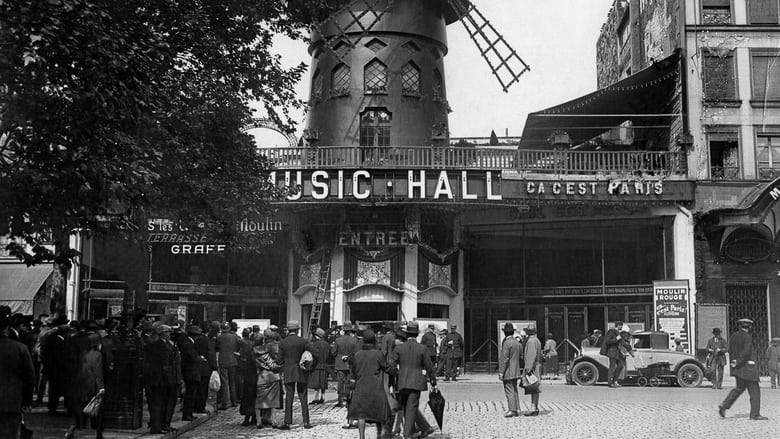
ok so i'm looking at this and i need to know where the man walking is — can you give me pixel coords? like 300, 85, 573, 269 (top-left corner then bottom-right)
601, 321, 624, 387
498, 322, 522, 418
331, 322, 358, 408
278, 320, 317, 430
389, 322, 436, 439
718, 318, 768, 420
216, 322, 240, 409
0, 305, 35, 439
706, 327, 728, 389
443, 324, 464, 381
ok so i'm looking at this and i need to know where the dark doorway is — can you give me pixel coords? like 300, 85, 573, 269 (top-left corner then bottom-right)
349, 302, 398, 323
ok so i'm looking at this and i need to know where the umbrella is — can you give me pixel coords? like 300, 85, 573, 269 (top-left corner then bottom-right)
427, 387, 445, 430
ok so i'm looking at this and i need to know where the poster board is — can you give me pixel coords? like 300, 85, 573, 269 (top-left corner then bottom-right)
231, 319, 271, 336
653, 280, 691, 352
496, 320, 536, 346
413, 318, 449, 345
695, 303, 729, 351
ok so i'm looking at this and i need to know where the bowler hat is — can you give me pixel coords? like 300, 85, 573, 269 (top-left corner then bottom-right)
712, 327, 721, 334
503, 322, 515, 333
404, 322, 420, 335
286, 320, 300, 331
525, 326, 537, 335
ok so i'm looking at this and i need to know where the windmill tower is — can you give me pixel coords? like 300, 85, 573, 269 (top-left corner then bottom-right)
303, 0, 529, 147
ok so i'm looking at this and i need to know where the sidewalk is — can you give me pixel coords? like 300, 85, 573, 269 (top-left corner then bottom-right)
24, 400, 216, 439
437, 372, 774, 387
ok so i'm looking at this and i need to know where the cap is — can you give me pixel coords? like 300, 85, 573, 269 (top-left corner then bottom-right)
263, 329, 275, 339
156, 324, 172, 334
428, 324, 435, 329
404, 322, 420, 335
221, 322, 230, 331
525, 325, 537, 335
620, 325, 631, 334
593, 329, 602, 334
315, 328, 326, 338
286, 320, 300, 331
269, 324, 279, 331
772, 337, 780, 343
188, 325, 203, 335
503, 322, 515, 333
737, 318, 754, 327
450, 324, 457, 329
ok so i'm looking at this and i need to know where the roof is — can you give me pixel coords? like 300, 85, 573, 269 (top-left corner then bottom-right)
0, 262, 53, 301
519, 50, 681, 149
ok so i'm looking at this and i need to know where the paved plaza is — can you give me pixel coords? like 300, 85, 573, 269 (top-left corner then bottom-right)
179, 377, 780, 439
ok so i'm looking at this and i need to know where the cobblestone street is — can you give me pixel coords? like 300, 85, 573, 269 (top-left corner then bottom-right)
179, 377, 780, 439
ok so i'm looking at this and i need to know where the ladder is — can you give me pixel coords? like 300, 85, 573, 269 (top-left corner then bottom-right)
308, 250, 332, 334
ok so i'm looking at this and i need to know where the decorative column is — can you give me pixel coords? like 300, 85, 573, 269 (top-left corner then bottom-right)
402, 245, 418, 322
331, 246, 346, 325
673, 206, 697, 350
286, 248, 300, 323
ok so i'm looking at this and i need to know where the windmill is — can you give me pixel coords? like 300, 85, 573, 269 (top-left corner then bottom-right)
304, 0, 529, 147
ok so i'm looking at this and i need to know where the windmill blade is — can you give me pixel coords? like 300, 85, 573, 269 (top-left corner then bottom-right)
449, 0, 530, 92
314, 0, 395, 61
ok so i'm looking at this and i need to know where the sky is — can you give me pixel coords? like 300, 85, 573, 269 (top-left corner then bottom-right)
252, 0, 616, 145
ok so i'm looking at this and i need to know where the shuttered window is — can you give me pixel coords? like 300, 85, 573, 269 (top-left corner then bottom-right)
751, 50, 780, 102
703, 51, 737, 101
748, 0, 780, 24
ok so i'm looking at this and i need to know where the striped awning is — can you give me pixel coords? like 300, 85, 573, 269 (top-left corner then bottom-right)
0, 263, 53, 314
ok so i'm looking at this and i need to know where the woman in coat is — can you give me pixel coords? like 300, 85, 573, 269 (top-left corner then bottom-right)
239, 335, 261, 426
348, 329, 393, 439
254, 329, 282, 429
522, 326, 542, 417
66, 333, 105, 439
308, 328, 331, 404
542, 333, 558, 379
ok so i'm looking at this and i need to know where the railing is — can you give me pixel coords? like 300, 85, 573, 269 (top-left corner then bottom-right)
262, 146, 686, 175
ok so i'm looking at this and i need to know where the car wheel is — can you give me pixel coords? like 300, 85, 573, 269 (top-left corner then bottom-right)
571, 361, 598, 386
677, 363, 703, 388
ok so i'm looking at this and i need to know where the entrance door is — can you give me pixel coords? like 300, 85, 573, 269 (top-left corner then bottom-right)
566, 307, 587, 361
349, 302, 398, 323
727, 282, 770, 375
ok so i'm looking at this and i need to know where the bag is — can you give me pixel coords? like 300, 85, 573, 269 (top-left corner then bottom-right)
521, 371, 540, 392
299, 350, 314, 371
82, 390, 104, 417
209, 370, 221, 392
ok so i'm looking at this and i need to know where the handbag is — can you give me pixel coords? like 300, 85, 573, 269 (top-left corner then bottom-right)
82, 389, 104, 417
521, 371, 540, 392
209, 370, 221, 392
299, 350, 314, 371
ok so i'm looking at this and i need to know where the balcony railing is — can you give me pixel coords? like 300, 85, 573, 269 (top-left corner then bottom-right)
262, 146, 686, 176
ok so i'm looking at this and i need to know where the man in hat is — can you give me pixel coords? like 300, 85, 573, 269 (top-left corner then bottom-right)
719, 318, 768, 420
766, 336, 780, 389
179, 324, 204, 421
706, 327, 728, 389
499, 322, 522, 417
591, 329, 603, 347
331, 322, 358, 408
389, 322, 437, 439
215, 322, 240, 409
309, 328, 330, 404
193, 323, 213, 414
144, 325, 182, 434
442, 324, 464, 381
600, 321, 625, 388
0, 305, 35, 439
421, 324, 438, 371
278, 320, 317, 430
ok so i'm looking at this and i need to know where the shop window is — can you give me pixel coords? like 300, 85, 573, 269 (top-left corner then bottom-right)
750, 49, 780, 104
418, 304, 449, 319
707, 127, 740, 179
748, 0, 780, 24
331, 63, 350, 97
703, 50, 738, 102
359, 108, 391, 147
702, 0, 732, 24
311, 68, 322, 102
364, 59, 387, 94
401, 62, 421, 97
757, 129, 780, 179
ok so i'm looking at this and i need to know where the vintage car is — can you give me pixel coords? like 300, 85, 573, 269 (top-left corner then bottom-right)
565, 331, 707, 387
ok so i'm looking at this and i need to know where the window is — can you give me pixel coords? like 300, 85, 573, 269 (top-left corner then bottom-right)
364, 59, 387, 94
757, 129, 780, 179
331, 63, 350, 97
359, 109, 391, 147
707, 128, 740, 179
311, 69, 322, 101
703, 51, 738, 102
702, 0, 732, 24
401, 62, 420, 96
751, 50, 780, 103
748, 0, 780, 24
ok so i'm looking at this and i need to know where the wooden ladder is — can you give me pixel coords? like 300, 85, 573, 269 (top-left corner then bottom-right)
308, 250, 332, 334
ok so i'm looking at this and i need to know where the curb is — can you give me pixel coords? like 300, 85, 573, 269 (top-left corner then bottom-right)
161, 409, 218, 439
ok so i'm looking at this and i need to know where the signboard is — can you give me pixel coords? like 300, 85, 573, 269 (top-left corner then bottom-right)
164, 305, 187, 323
496, 320, 536, 346
232, 319, 271, 336
413, 318, 449, 345
653, 280, 691, 352
695, 303, 729, 352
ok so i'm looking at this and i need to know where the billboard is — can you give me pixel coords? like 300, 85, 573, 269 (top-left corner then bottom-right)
653, 280, 691, 352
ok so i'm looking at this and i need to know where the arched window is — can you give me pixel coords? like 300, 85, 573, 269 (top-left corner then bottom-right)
364, 59, 387, 94
311, 69, 322, 101
360, 108, 391, 147
331, 63, 350, 97
401, 62, 421, 96
433, 68, 444, 101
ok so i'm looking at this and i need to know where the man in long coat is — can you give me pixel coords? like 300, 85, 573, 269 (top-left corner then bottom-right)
215, 322, 240, 409
331, 323, 358, 407
421, 325, 438, 370
278, 320, 317, 430
719, 318, 768, 420
0, 306, 35, 439
389, 322, 436, 439
192, 324, 213, 413
498, 322, 522, 417
179, 325, 203, 421
600, 321, 624, 387
443, 325, 464, 381
706, 327, 728, 389
522, 326, 542, 416
144, 325, 181, 434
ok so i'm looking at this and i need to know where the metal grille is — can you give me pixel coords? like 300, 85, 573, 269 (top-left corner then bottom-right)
364, 59, 387, 93
311, 69, 322, 100
401, 62, 420, 95
332, 63, 350, 94
726, 282, 770, 375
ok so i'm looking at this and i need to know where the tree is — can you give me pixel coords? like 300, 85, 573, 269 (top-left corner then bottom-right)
0, 0, 341, 317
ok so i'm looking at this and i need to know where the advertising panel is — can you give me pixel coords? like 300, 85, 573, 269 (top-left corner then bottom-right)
496, 320, 536, 346
653, 280, 691, 352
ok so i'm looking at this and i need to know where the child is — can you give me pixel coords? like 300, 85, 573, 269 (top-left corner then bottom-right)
766, 337, 780, 389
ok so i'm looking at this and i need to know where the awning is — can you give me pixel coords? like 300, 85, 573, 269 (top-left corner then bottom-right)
0, 263, 53, 314
519, 50, 681, 149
